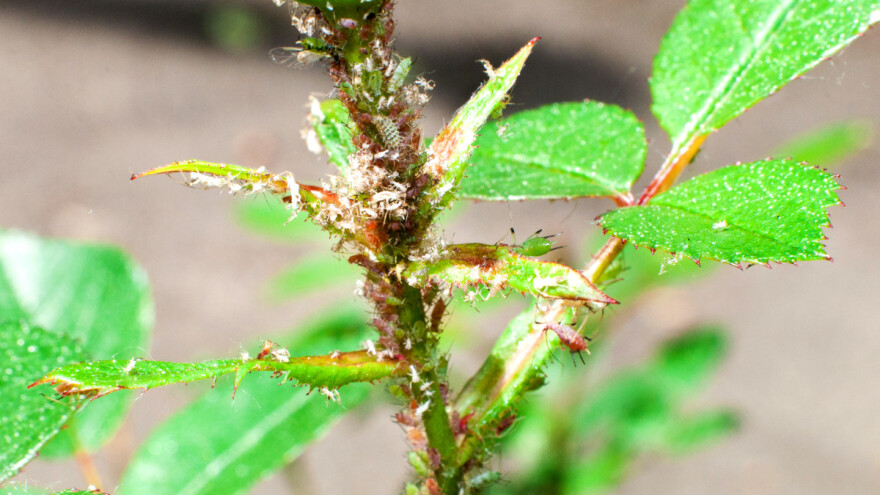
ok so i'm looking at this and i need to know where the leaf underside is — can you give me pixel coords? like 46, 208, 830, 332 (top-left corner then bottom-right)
599, 159, 841, 265
0, 230, 152, 457
459, 101, 646, 201
0, 322, 86, 482
404, 243, 616, 305
652, 0, 880, 149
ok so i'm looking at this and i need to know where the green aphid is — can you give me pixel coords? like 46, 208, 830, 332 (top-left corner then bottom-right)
490, 95, 511, 120
509, 228, 560, 257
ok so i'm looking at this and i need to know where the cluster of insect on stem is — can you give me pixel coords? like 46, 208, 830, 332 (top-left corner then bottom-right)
269, 4, 455, 482
270, 1, 441, 260
266, 2, 596, 492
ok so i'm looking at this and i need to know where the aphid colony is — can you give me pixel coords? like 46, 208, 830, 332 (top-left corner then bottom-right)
269, 0, 439, 256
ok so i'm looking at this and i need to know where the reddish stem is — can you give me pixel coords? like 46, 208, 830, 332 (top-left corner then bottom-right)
637, 134, 708, 205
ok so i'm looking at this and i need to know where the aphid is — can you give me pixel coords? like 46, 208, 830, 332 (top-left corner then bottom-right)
509, 228, 560, 257
319, 387, 341, 403
269, 39, 331, 70
540, 321, 591, 364
414, 399, 431, 418
270, 347, 290, 363
122, 358, 138, 373
256, 340, 278, 360
362, 339, 378, 356
429, 298, 446, 334
409, 365, 421, 383
375, 115, 402, 148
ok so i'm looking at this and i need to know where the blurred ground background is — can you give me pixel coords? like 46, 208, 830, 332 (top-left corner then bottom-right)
2, 0, 879, 493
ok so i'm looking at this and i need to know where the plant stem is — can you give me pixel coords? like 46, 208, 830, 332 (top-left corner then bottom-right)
583, 236, 625, 282
71, 426, 103, 490
637, 134, 708, 204
452, 132, 711, 488
75, 451, 103, 490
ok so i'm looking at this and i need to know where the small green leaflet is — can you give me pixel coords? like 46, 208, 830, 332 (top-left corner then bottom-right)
0, 322, 86, 482
0, 231, 152, 457
773, 120, 873, 168
403, 243, 616, 305
652, 0, 880, 151
599, 159, 841, 265
459, 101, 646, 201
425, 38, 537, 208
34, 350, 400, 398
308, 98, 356, 173
117, 309, 375, 495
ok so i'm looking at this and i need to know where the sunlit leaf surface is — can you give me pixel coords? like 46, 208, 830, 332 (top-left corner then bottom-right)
652, 0, 880, 150
600, 159, 841, 265
460, 101, 645, 201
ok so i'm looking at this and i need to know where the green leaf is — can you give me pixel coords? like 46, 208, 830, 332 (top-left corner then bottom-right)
118, 309, 375, 495
234, 196, 325, 242
0, 231, 152, 456
1, 322, 86, 481
599, 159, 841, 265
661, 410, 739, 453
309, 98, 356, 173
264, 253, 360, 300
574, 373, 674, 445
425, 38, 538, 208
652, 0, 880, 150
459, 101, 646, 201
403, 243, 616, 305
35, 349, 400, 398
562, 444, 629, 495
773, 120, 873, 168
650, 327, 727, 393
